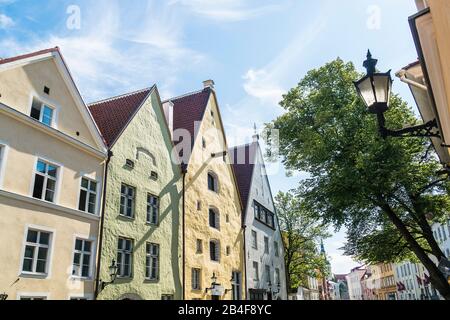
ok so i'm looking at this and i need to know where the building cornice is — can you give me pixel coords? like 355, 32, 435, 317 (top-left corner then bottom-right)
0, 189, 100, 222
0, 102, 107, 160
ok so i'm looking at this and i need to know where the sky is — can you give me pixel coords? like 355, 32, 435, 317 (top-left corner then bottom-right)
0, 0, 420, 275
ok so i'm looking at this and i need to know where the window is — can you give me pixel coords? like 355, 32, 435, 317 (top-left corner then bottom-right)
145, 243, 159, 281
231, 272, 241, 300
255, 203, 261, 220
274, 241, 280, 257
20, 296, 47, 300
275, 268, 281, 286
197, 201, 202, 211
30, 97, 54, 127
226, 246, 231, 256
117, 238, 133, 278
72, 239, 92, 278
120, 184, 135, 218
22, 229, 52, 275
251, 230, 258, 249
210, 240, 220, 262
207, 172, 218, 193
192, 268, 201, 290
264, 237, 269, 254
161, 295, 174, 300
0, 145, 5, 183
209, 209, 220, 230
253, 262, 259, 281
442, 225, 447, 241
202, 137, 206, 149
147, 194, 159, 225
78, 178, 97, 214
254, 201, 275, 229
265, 265, 271, 283
226, 214, 230, 223
32, 160, 58, 203
196, 240, 203, 254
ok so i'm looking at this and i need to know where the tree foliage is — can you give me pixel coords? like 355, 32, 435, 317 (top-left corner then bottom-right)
275, 191, 330, 290
267, 58, 450, 298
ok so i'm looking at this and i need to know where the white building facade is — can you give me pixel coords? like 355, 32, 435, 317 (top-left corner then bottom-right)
346, 267, 366, 300
231, 139, 287, 300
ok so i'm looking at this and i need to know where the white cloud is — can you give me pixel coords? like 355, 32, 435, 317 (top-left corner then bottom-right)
0, 13, 14, 29
0, 0, 204, 101
169, 0, 286, 22
243, 68, 285, 105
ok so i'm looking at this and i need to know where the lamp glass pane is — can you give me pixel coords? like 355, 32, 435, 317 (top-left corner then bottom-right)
356, 77, 376, 107
373, 74, 392, 104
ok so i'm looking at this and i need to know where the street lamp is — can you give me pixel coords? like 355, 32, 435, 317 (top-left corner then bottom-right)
206, 273, 219, 293
100, 259, 118, 291
354, 50, 440, 139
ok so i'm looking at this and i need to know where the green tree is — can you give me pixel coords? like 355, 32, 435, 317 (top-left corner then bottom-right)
275, 191, 330, 291
267, 58, 450, 299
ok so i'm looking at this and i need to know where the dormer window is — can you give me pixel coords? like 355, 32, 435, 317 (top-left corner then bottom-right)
207, 172, 218, 193
30, 97, 54, 127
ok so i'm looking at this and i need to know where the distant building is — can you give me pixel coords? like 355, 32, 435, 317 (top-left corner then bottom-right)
346, 267, 366, 300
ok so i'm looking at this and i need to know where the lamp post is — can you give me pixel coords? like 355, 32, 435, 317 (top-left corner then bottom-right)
206, 273, 219, 293
354, 50, 440, 139
99, 259, 118, 291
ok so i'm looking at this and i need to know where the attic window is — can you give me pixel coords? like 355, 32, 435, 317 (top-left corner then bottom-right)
125, 159, 135, 169
202, 137, 206, 149
150, 171, 158, 181
44, 86, 50, 95
30, 97, 54, 127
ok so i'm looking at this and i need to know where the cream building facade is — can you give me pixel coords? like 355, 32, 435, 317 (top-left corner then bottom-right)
0, 48, 107, 300
164, 81, 245, 300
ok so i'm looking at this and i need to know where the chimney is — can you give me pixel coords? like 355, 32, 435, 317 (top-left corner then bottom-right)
203, 79, 215, 90
162, 100, 174, 137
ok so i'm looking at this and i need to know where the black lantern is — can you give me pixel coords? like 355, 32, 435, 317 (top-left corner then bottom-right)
354, 50, 440, 139
100, 259, 119, 291
354, 50, 393, 115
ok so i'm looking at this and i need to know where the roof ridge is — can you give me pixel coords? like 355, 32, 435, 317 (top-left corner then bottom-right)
88, 87, 153, 107
0, 47, 60, 65
163, 88, 209, 103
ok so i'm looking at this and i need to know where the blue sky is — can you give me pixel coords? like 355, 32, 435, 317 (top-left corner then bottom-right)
0, 0, 420, 274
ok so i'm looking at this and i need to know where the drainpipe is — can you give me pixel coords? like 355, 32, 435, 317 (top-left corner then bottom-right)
396, 70, 428, 91
181, 162, 188, 300
94, 150, 113, 299
242, 215, 248, 300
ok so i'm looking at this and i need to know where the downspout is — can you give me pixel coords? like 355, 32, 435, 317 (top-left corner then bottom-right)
181, 162, 188, 300
396, 69, 428, 91
94, 150, 113, 299
242, 214, 248, 300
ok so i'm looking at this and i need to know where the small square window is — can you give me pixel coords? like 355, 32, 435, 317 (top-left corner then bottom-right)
43, 86, 50, 95
226, 246, 231, 256
196, 240, 203, 254
197, 201, 202, 211
125, 159, 135, 169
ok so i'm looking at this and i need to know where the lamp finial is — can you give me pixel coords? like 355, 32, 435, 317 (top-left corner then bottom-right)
363, 49, 378, 76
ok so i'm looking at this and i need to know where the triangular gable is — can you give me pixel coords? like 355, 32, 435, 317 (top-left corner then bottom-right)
0, 47, 106, 152
89, 87, 153, 148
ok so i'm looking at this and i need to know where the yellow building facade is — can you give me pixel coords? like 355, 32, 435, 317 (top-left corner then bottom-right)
165, 81, 246, 300
0, 48, 107, 300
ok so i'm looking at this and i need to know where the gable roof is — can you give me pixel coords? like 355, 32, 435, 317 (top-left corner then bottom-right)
88, 87, 153, 147
0, 47, 107, 153
230, 142, 258, 209
166, 88, 212, 145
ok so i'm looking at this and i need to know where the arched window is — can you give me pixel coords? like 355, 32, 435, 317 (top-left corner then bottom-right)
210, 240, 220, 262
207, 172, 218, 193
209, 208, 220, 230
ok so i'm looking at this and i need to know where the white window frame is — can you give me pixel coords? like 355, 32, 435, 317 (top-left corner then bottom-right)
210, 240, 221, 262
71, 235, 96, 280
251, 230, 258, 249
68, 293, 94, 300
28, 94, 59, 129
192, 268, 202, 291
145, 243, 160, 281
231, 271, 241, 300
17, 292, 49, 300
19, 224, 56, 279
77, 176, 99, 215
117, 237, 133, 278
0, 142, 9, 189
253, 261, 259, 282
30, 156, 62, 204
146, 194, 159, 225
120, 184, 136, 219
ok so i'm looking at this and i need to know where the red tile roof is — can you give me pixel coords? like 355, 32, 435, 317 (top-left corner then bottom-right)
230, 142, 258, 209
0, 47, 59, 65
88, 88, 153, 147
168, 88, 212, 146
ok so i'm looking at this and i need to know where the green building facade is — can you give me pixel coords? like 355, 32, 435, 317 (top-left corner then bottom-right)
89, 86, 182, 300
